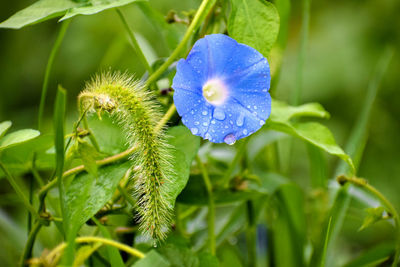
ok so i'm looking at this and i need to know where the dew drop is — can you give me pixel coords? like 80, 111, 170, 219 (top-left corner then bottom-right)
236, 113, 244, 126
190, 128, 198, 134
191, 109, 195, 114
254, 106, 257, 110
202, 110, 208, 115
243, 129, 248, 135
202, 121, 208, 126
194, 121, 200, 125
211, 120, 216, 124
259, 120, 265, 126
213, 108, 226, 120
247, 105, 251, 109
205, 133, 211, 140
153, 241, 158, 248
224, 134, 236, 145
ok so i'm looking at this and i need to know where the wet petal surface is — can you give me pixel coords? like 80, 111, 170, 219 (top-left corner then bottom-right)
172, 34, 271, 144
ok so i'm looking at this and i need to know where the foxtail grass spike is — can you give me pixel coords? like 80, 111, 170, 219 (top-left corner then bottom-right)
79, 72, 173, 240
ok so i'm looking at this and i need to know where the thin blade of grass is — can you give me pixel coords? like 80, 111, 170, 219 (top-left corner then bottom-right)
38, 20, 70, 130
321, 47, 394, 267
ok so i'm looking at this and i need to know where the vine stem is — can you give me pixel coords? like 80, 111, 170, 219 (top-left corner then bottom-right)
155, 104, 176, 132
45, 236, 145, 263
196, 155, 216, 255
0, 161, 39, 219
38, 145, 138, 198
38, 20, 70, 130
116, 9, 153, 75
145, 0, 216, 87
20, 221, 42, 267
337, 175, 400, 266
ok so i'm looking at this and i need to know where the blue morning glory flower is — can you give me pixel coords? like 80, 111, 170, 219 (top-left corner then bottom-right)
172, 34, 271, 145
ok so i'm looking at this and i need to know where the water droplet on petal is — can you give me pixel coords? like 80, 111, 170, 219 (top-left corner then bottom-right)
247, 105, 251, 109
259, 120, 265, 126
236, 113, 244, 126
254, 106, 257, 110
224, 134, 236, 145
202, 121, 208, 126
194, 121, 200, 125
213, 108, 226, 120
191, 128, 198, 134
205, 133, 211, 140
191, 110, 195, 114
243, 129, 248, 135
202, 110, 208, 115
211, 120, 216, 124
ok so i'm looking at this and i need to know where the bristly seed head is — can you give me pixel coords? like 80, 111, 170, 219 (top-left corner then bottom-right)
79, 71, 173, 241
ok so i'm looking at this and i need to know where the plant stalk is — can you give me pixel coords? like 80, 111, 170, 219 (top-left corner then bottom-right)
196, 155, 216, 255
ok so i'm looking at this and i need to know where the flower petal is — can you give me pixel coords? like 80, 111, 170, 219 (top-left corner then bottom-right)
173, 87, 203, 117
180, 102, 213, 138
172, 59, 203, 93
172, 34, 272, 144
223, 58, 270, 95
204, 97, 269, 143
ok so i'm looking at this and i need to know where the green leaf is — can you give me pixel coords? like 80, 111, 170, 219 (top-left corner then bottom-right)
270, 99, 330, 122
0, 129, 40, 151
65, 162, 131, 233
87, 113, 128, 155
93, 217, 125, 267
60, 0, 144, 21
0, 0, 142, 29
164, 126, 200, 206
359, 206, 385, 231
0, 121, 12, 139
132, 250, 170, 267
343, 242, 395, 267
0, 0, 80, 29
267, 100, 354, 172
228, 0, 280, 57
199, 253, 219, 267
158, 244, 199, 267
0, 134, 54, 178
77, 141, 101, 177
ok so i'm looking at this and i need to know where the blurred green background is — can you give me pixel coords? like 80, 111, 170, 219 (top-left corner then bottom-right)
0, 0, 399, 265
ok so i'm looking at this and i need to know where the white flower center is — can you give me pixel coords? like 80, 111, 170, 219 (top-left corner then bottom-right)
202, 79, 228, 105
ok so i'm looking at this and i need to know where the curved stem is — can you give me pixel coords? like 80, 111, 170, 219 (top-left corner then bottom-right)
46, 236, 145, 263
116, 9, 153, 75
154, 104, 176, 133
20, 221, 42, 267
38, 20, 70, 130
38, 145, 138, 198
145, 0, 216, 86
338, 176, 400, 266
196, 155, 215, 255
